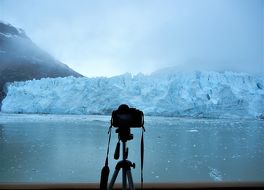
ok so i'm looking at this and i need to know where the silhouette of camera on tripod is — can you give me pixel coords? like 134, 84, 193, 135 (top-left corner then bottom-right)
100, 104, 145, 190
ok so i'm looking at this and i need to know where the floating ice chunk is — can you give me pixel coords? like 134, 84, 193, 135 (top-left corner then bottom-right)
231, 154, 241, 159
209, 167, 223, 181
187, 129, 199, 133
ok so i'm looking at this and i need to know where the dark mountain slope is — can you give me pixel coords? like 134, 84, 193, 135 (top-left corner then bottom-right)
0, 21, 82, 108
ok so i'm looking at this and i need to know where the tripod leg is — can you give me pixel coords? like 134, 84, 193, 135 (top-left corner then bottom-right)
108, 168, 120, 190
126, 170, 135, 190
122, 168, 127, 190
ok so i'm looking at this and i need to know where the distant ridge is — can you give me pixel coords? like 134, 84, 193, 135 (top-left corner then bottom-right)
0, 21, 82, 108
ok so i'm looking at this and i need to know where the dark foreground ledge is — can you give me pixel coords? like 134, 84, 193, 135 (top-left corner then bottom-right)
0, 182, 264, 190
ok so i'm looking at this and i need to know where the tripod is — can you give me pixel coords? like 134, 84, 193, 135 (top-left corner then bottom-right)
108, 129, 135, 190
100, 117, 145, 190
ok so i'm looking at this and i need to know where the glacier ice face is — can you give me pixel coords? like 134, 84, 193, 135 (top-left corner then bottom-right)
1, 71, 264, 119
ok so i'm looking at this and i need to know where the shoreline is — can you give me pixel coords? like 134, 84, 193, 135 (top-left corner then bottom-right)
0, 112, 262, 124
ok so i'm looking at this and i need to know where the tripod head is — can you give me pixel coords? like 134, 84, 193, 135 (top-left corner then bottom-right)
116, 127, 133, 142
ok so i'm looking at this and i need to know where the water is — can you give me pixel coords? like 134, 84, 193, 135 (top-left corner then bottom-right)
0, 113, 264, 183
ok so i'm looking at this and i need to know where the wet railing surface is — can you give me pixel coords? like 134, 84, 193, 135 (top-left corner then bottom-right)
0, 182, 264, 189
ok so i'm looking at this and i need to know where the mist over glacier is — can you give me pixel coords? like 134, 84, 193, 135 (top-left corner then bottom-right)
1, 70, 264, 119
1, 0, 263, 77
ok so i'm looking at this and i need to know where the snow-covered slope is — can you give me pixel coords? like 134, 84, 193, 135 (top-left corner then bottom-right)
1, 71, 264, 119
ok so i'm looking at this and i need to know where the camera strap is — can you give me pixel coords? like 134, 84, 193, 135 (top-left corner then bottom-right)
141, 125, 145, 189
100, 124, 112, 190
105, 124, 113, 166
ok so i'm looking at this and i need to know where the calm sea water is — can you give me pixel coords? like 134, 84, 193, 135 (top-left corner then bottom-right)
0, 113, 263, 183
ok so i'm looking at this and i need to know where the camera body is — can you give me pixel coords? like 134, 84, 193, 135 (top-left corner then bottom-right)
111, 104, 144, 128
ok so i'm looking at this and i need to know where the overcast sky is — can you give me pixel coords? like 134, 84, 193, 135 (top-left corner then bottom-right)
1, 0, 263, 76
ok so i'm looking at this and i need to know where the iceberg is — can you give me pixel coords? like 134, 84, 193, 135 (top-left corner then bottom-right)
1, 70, 264, 119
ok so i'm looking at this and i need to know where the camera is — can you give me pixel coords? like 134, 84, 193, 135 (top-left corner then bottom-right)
111, 104, 144, 128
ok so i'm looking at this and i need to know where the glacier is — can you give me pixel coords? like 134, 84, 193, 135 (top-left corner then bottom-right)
1, 70, 264, 119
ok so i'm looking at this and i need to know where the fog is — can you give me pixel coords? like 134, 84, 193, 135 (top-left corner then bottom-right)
1, 0, 263, 77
